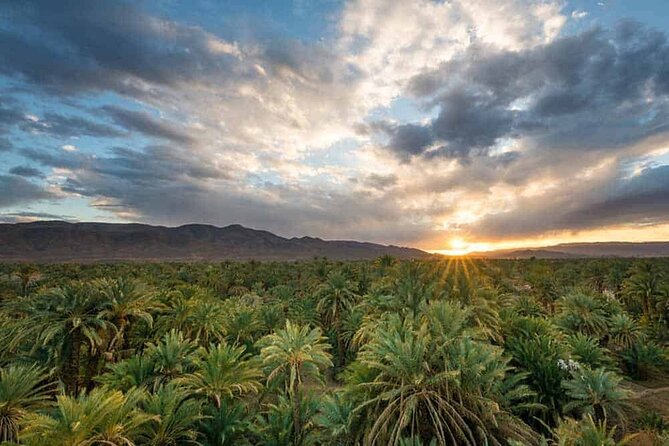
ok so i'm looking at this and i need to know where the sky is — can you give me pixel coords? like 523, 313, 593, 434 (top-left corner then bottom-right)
1, 0, 669, 254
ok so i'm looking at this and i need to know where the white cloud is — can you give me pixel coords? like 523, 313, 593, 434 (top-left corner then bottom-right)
571, 9, 589, 20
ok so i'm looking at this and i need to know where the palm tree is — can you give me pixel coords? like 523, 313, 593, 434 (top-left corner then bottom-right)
10, 267, 42, 297
502, 332, 568, 426
97, 355, 158, 392
253, 394, 320, 446
258, 321, 332, 445
623, 261, 664, 321
313, 393, 355, 445
563, 367, 631, 423
607, 313, 641, 350
350, 316, 537, 445
566, 334, 614, 370
223, 300, 263, 348
0, 365, 53, 443
97, 277, 159, 357
315, 271, 358, 369
199, 400, 251, 446
182, 343, 262, 408
21, 387, 153, 446
138, 382, 204, 446
552, 415, 635, 446
185, 299, 228, 345
556, 292, 609, 338
145, 330, 198, 381
28, 283, 110, 394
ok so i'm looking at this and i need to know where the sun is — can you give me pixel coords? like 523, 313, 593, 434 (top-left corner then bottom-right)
428, 238, 493, 256
450, 238, 467, 250
446, 238, 470, 256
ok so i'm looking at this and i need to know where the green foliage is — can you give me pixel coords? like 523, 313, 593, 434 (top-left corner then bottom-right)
552, 415, 631, 446
21, 387, 153, 446
0, 258, 667, 445
562, 367, 631, 423
621, 341, 668, 380
566, 334, 614, 370
0, 365, 53, 443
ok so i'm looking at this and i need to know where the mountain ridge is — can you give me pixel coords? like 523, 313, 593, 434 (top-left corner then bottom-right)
0, 221, 429, 262
471, 241, 669, 259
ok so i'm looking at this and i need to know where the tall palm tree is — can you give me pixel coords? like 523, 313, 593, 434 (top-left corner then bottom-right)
0, 365, 53, 443
563, 367, 631, 423
350, 317, 537, 445
258, 321, 332, 445
27, 283, 110, 394
21, 387, 153, 446
185, 300, 227, 345
623, 261, 664, 321
556, 292, 609, 338
10, 267, 42, 297
182, 343, 262, 408
97, 277, 160, 357
315, 271, 358, 369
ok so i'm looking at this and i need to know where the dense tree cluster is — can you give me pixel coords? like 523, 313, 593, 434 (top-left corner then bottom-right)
0, 257, 668, 445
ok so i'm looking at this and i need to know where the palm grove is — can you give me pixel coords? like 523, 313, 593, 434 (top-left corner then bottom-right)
0, 257, 668, 445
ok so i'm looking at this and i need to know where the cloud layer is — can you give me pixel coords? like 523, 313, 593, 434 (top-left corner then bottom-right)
1, 0, 668, 248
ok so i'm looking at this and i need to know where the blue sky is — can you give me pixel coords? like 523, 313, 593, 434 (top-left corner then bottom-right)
1, 0, 669, 252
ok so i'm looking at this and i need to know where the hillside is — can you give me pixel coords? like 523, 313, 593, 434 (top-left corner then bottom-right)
473, 242, 669, 259
0, 221, 429, 262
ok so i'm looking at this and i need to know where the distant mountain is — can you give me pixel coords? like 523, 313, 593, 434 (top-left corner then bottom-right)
472, 242, 669, 259
0, 221, 430, 262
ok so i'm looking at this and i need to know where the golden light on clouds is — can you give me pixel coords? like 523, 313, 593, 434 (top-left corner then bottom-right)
429, 223, 669, 256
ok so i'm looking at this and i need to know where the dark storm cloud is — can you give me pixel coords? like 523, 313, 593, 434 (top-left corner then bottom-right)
566, 165, 669, 227
9, 165, 44, 178
471, 164, 669, 238
384, 21, 669, 160
0, 0, 242, 96
24, 144, 228, 187
384, 123, 434, 159
0, 175, 53, 207
101, 106, 194, 145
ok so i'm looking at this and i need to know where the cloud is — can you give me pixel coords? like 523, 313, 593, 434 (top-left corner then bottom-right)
0, 211, 78, 223
0, 0, 243, 96
3, 0, 669, 246
0, 175, 54, 208
571, 10, 588, 20
101, 106, 194, 145
9, 165, 44, 178
0, 98, 123, 139
0, 137, 13, 152
469, 164, 669, 239
376, 21, 669, 161
20, 112, 124, 138
361, 173, 398, 190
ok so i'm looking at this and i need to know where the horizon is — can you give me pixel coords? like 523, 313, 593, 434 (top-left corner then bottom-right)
4, 219, 669, 256
2, 1, 669, 254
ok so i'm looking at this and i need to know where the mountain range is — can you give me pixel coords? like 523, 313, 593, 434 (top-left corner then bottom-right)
472, 242, 669, 259
1, 221, 668, 262
0, 221, 429, 262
